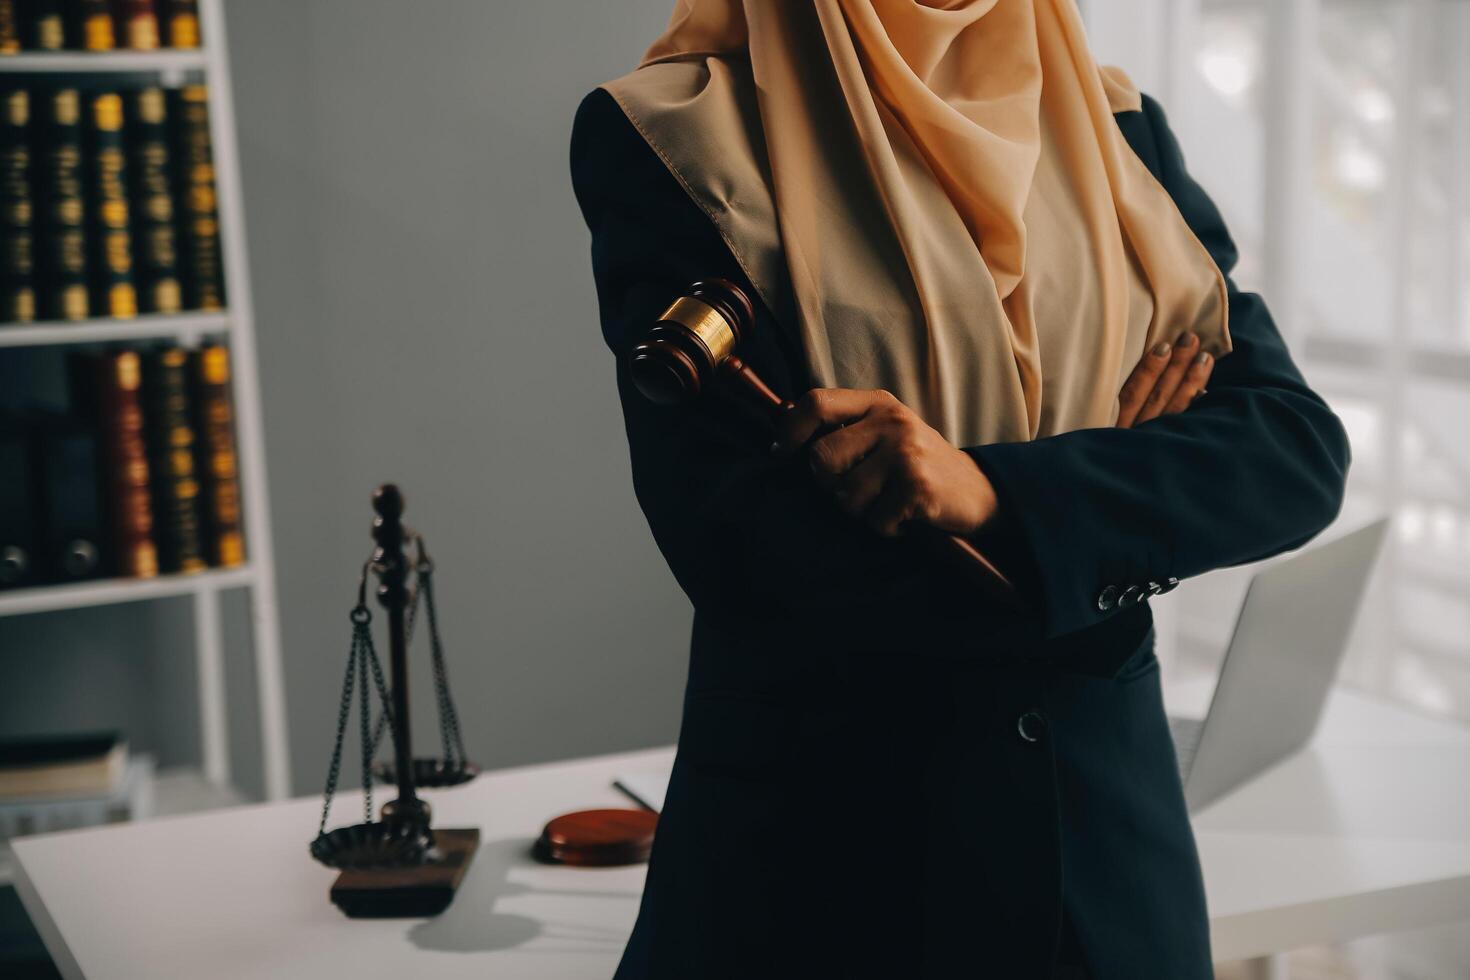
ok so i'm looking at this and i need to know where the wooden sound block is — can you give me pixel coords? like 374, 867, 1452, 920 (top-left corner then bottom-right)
533, 808, 658, 867
329, 827, 480, 918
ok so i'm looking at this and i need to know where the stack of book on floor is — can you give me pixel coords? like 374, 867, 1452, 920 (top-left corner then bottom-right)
0, 342, 245, 590
0, 81, 225, 324
0, 732, 154, 842
0, 0, 202, 54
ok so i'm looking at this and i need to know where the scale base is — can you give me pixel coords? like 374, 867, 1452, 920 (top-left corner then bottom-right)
329, 828, 480, 918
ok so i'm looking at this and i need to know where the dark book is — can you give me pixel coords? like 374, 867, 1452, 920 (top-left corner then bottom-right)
161, 0, 195, 48
0, 732, 127, 800
84, 90, 137, 318
169, 85, 224, 310
35, 88, 90, 320
0, 426, 38, 588
68, 0, 115, 51
0, 88, 35, 323
189, 344, 243, 566
23, 0, 65, 50
34, 415, 107, 581
0, 0, 20, 54
142, 346, 205, 573
124, 86, 181, 313
92, 350, 158, 577
113, 0, 158, 50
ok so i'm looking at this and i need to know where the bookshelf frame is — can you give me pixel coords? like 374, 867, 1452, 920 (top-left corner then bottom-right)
0, 0, 291, 803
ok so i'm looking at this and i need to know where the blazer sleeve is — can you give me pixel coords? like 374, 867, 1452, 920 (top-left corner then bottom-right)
966, 94, 1352, 640
570, 89, 966, 631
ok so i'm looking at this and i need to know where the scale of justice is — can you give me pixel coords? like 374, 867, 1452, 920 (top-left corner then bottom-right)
308, 280, 1016, 918
308, 485, 658, 917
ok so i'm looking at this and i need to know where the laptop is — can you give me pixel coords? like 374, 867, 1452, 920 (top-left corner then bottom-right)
1168, 518, 1389, 813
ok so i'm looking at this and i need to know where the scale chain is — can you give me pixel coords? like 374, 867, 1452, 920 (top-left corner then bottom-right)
316, 619, 361, 836
317, 598, 399, 836
421, 568, 468, 767
357, 620, 373, 824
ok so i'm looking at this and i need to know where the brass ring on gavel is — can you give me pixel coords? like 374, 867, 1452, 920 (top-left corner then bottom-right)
658, 296, 737, 364
628, 279, 754, 406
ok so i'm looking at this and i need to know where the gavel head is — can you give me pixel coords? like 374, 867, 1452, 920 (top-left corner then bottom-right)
628, 278, 755, 406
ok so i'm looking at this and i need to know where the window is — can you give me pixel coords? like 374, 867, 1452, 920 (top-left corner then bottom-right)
1085, 0, 1470, 723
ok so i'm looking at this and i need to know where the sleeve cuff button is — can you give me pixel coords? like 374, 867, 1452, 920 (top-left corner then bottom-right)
1096, 585, 1120, 612
1148, 577, 1180, 596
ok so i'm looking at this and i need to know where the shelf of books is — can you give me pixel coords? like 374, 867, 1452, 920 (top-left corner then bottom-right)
0, 0, 290, 857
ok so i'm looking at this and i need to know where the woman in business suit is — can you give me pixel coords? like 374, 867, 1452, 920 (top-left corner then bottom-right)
571, 2, 1350, 977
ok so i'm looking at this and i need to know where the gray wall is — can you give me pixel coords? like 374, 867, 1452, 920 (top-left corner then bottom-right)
0, 0, 694, 799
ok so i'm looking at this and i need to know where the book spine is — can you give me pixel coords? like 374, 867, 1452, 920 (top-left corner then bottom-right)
189, 344, 244, 567
114, 0, 159, 50
169, 85, 224, 311
36, 88, 89, 321
97, 351, 158, 578
125, 87, 182, 314
162, 0, 197, 48
36, 421, 107, 581
86, 91, 137, 318
24, 0, 65, 51
71, 0, 116, 51
143, 347, 205, 573
0, 0, 20, 55
0, 429, 38, 588
0, 88, 35, 323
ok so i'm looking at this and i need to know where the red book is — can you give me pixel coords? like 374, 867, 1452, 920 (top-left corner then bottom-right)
97, 351, 159, 578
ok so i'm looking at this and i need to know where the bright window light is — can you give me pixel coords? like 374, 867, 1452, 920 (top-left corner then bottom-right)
1333, 133, 1387, 191
1353, 85, 1394, 125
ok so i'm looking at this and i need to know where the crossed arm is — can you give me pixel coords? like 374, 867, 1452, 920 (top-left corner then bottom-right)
773, 333, 1216, 541
571, 88, 1349, 652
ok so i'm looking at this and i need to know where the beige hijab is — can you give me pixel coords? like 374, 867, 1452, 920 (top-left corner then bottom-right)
603, 0, 1230, 445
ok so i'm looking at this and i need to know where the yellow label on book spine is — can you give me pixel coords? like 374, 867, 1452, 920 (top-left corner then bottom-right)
83, 14, 114, 51
169, 14, 199, 48
36, 14, 63, 50
109, 283, 138, 318
217, 533, 245, 567
126, 16, 160, 50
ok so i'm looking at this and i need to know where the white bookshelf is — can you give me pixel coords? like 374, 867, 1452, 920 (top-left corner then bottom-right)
0, 0, 291, 804
0, 50, 209, 75
0, 311, 229, 348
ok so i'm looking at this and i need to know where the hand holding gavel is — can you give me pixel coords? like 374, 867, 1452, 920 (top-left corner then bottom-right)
771, 389, 1001, 541
627, 278, 1214, 613
628, 279, 1024, 608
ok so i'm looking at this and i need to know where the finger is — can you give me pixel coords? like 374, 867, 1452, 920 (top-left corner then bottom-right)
1136, 332, 1200, 424
1162, 350, 1214, 415
832, 442, 896, 517
807, 417, 884, 486
774, 388, 885, 455
1117, 339, 1173, 428
865, 469, 917, 538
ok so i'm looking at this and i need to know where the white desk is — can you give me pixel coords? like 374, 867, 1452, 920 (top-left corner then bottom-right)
14, 687, 1470, 979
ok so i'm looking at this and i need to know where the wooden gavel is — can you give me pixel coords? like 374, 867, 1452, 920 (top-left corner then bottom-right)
628, 278, 1023, 609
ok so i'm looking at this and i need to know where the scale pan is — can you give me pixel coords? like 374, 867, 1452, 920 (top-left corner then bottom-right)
310, 821, 430, 870
374, 757, 480, 788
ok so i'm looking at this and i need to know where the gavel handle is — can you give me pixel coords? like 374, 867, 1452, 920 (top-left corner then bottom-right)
717, 357, 1025, 610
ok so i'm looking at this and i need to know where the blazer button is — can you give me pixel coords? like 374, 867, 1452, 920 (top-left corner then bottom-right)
1096, 585, 1119, 612
1118, 584, 1145, 608
1017, 711, 1047, 743
1149, 577, 1180, 596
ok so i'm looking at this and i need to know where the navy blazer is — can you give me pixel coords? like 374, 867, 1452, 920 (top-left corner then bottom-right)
571, 86, 1349, 980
